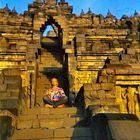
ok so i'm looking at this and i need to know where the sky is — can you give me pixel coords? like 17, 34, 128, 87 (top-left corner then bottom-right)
0, 0, 140, 19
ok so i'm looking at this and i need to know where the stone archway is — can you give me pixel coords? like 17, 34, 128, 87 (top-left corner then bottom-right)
35, 16, 69, 106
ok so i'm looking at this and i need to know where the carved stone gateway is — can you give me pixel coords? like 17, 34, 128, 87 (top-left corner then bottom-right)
1, 1, 140, 139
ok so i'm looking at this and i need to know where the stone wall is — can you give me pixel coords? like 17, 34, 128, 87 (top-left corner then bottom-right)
0, 69, 22, 115
0, 1, 140, 110
84, 67, 140, 118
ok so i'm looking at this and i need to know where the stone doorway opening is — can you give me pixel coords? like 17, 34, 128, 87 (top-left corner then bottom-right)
36, 17, 69, 106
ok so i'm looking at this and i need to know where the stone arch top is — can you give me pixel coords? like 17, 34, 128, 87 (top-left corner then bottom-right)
33, 14, 70, 46
27, 0, 73, 45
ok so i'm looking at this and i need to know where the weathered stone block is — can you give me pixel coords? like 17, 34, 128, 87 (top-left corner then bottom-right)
92, 84, 101, 91
17, 120, 32, 129
91, 90, 99, 99
88, 99, 101, 106
116, 75, 140, 81
99, 76, 108, 83
108, 75, 115, 83
63, 118, 76, 128
108, 121, 140, 140
49, 108, 83, 115
101, 83, 114, 90
100, 99, 116, 105
106, 68, 115, 75
0, 75, 4, 84
18, 115, 37, 121
6, 99, 19, 109
11, 129, 53, 139
0, 92, 11, 99
100, 69, 107, 76
84, 91, 92, 100
100, 68, 115, 76
54, 128, 93, 138
7, 83, 21, 92
3, 68, 21, 76
21, 108, 41, 115
32, 119, 40, 128
38, 114, 66, 119
116, 81, 140, 85
0, 84, 7, 92
105, 91, 116, 99
128, 69, 140, 74
10, 91, 20, 97
97, 90, 106, 98
115, 69, 129, 75
122, 55, 130, 61
4, 76, 22, 84
40, 119, 63, 129
127, 48, 136, 55
84, 83, 93, 91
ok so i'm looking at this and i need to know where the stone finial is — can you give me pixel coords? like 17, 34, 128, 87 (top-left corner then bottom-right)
121, 15, 129, 20
134, 10, 139, 16
106, 9, 112, 17
4, 4, 10, 12
11, 7, 17, 14
87, 8, 92, 15
44, 0, 56, 5
106, 9, 116, 19
35, 0, 42, 3
80, 9, 85, 15
60, 0, 65, 3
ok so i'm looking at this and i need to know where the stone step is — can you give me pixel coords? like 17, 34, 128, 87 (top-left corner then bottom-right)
41, 51, 63, 55
41, 54, 62, 58
10, 127, 93, 140
17, 116, 86, 129
21, 107, 85, 116
41, 55, 63, 60
17, 114, 85, 121
40, 65, 63, 68
10, 137, 93, 140
38, 65, 63, 70
41, 63, 62, 66
10, 138, 93, 140
39, 61, 62, 65
41, 55, 63, 62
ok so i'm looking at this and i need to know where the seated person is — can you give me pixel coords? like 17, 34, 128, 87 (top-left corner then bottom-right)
43, 78, 68, 108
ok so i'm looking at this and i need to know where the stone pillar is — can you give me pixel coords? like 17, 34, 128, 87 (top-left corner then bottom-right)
67, 53, 77, 93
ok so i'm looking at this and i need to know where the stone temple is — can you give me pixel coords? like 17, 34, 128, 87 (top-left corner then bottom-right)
1, 0, 140, 139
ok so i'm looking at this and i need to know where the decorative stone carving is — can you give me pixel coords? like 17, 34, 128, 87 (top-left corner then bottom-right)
124, 87, 139, 114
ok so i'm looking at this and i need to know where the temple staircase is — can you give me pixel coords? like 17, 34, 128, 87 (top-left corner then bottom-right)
36, 48, 64, 106
9, 107, 93, 140
38, 48, 63, 72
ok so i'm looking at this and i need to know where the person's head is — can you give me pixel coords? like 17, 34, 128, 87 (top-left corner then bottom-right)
51, 78, 59, 87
